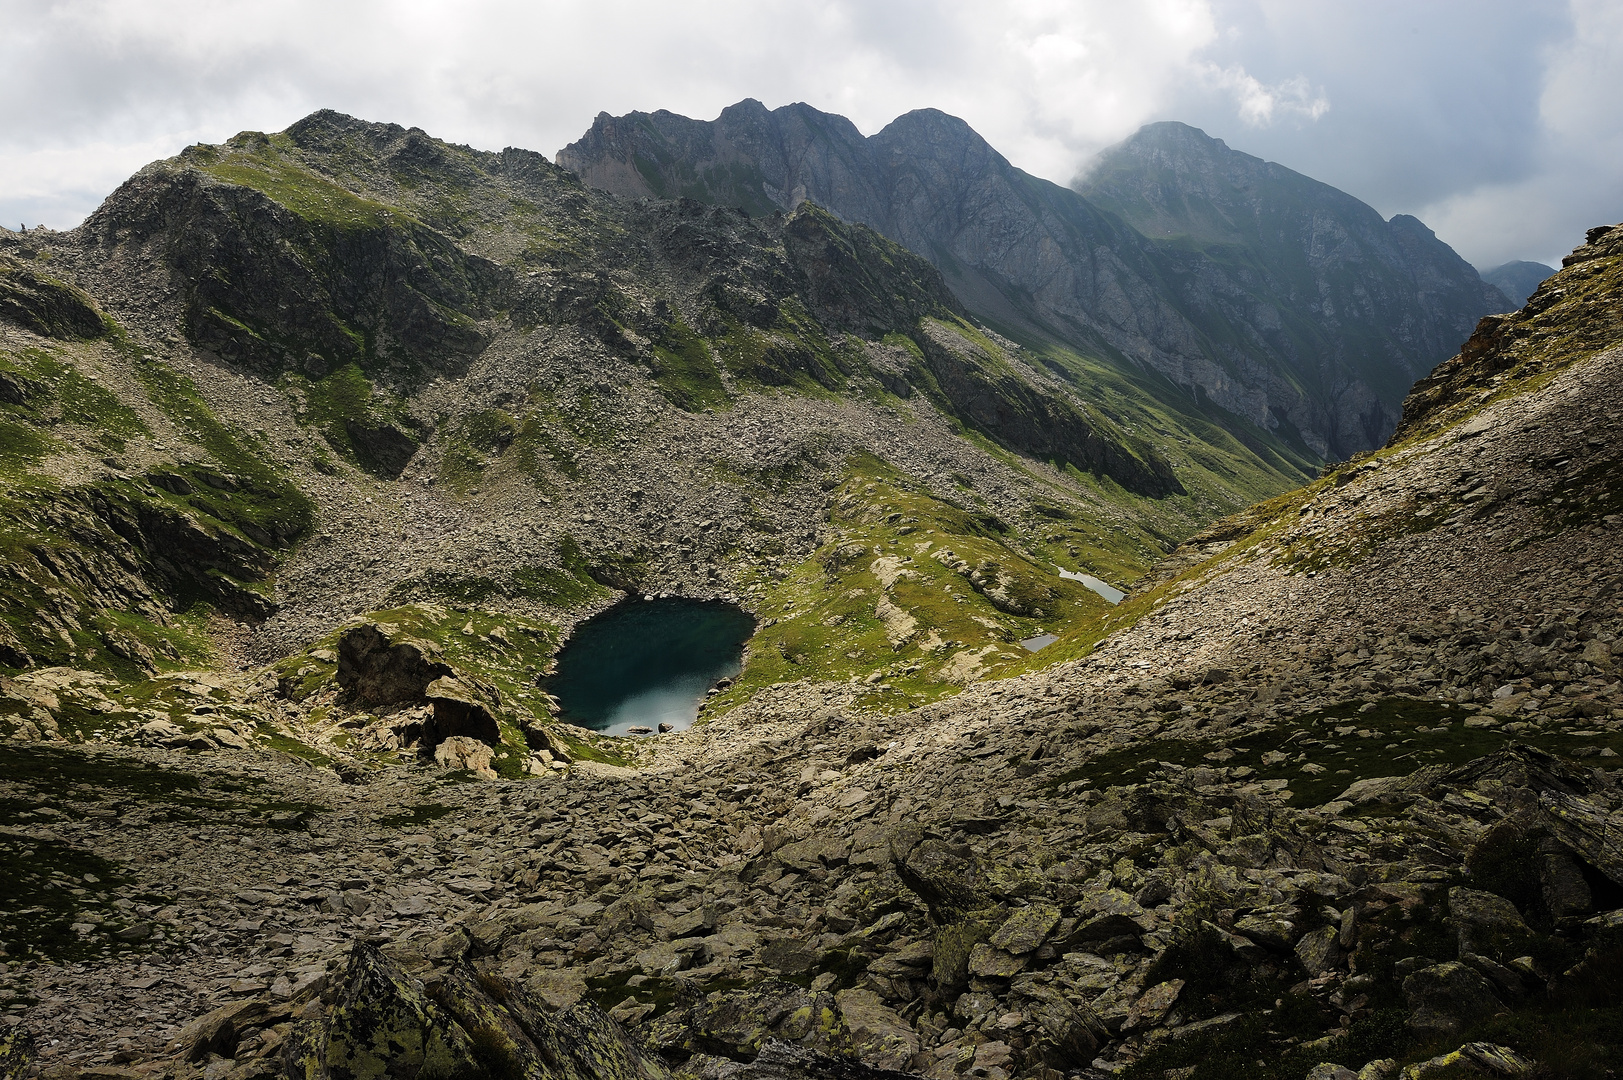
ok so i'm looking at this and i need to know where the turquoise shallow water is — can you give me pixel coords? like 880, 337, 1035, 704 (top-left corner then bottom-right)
544, 598, 756, 737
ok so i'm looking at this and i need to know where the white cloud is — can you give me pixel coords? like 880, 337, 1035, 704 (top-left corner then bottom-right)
1416, 0, 1623, 266
1199, 66, 1328, 126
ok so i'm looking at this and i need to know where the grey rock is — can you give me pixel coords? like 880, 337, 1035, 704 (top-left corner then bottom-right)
1294, 925, 1343, 978
1448, 888, 1529, 961
1402, 962, 1503, 1036
989, 904, 1061, 955
1305, 1065, 1358, 1080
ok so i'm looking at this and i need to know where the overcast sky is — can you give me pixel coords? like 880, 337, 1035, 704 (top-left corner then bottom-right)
2, 0, 1617, 269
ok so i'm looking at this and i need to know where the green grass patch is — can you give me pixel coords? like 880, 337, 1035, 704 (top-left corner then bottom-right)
375, 803, 455, 828
198, 142, 406, 232
256, 728, 335, 768
134, 357, 315, 546
709, 454, 1116, 716
652, 317, 729, 410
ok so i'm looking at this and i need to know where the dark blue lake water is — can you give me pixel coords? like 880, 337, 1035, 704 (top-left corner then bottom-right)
545, 598, 756, 737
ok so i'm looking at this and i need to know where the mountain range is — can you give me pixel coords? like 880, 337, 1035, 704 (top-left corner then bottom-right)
560, 102, 1508, 459
0, 101, 1619, 1080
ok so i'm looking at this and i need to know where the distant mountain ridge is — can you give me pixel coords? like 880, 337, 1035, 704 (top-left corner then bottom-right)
1079, 121, 1511, 452
559, 102, 1509, 459
1480, 260, 1556, 310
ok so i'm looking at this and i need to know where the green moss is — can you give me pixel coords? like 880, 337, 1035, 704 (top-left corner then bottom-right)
385, 537, 605, 610
0, 347, 150, 457
1042, 696, 1623, 807
0, 414, 51, 471
257, 728, 335, 768
376, 803, 455, 828
710, 454, 1122, 717
552, 732, 629, 767
134, 358, 315, 546
385, 572, 503, 607
714, 308, 845, 396
283, 363, 421, 475
509, 560, 604, 607
652, 318, 729, 410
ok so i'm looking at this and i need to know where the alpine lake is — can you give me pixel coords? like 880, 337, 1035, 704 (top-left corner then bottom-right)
544, 598, 757, 737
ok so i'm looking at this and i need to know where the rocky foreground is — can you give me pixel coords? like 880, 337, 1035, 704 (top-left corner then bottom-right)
2, 232, 1622, 1080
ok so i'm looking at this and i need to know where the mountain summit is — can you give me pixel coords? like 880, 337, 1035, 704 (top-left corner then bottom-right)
1079, 121, 1510, 450
560, 103, 1508, 459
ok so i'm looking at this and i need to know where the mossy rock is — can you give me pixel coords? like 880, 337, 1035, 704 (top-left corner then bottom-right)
0, 256, 109, 340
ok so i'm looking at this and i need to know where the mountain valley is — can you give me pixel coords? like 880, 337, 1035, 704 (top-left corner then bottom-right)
0, 108, 1618, 1080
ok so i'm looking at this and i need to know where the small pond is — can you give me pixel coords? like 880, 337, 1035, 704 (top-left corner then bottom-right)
544, 598, 756, 737
1059, 568, 1126, 605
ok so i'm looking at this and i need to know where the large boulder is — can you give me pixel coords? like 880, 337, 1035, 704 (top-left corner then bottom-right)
1448, 888, 1532, 961
1295, 925, 1344, 978
433, 735, 497, 779
423, 675, 503, 746
335, 622, 504, 751
1538, 790, 1623, 888
1402, 962, 1504, 1037
647, 979, 850, 1064
989, 904, 1061, 955
284, 944, 479, 1078
832, 989, 919, 1072
336, 622, 454, 706
1008, 973, 1110, 1067
285, 944, 671, 1080
895, 840, 993, 919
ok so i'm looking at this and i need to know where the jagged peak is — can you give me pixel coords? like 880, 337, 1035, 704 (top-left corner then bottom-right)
1124, 119, 1231, 153
717, 97, 770, 119
1389, 213, 1438, 239
284, 108, 409, 146
872, 108, 1009, 170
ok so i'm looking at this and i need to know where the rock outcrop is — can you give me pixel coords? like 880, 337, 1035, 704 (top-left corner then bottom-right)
334, 620, 505, 751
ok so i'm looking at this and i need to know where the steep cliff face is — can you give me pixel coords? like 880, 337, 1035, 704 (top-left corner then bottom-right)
559, 103, 1228, 436
559, 104, 1508, 459
1082, 122, 1510, 457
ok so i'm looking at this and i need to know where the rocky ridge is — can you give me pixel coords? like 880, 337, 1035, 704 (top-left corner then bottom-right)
558, 103, 1506, 458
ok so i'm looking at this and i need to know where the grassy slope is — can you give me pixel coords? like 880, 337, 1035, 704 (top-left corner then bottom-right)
0, 322, 313, 688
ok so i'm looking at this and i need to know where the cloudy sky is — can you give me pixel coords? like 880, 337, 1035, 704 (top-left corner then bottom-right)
2, 0, 1617, 269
